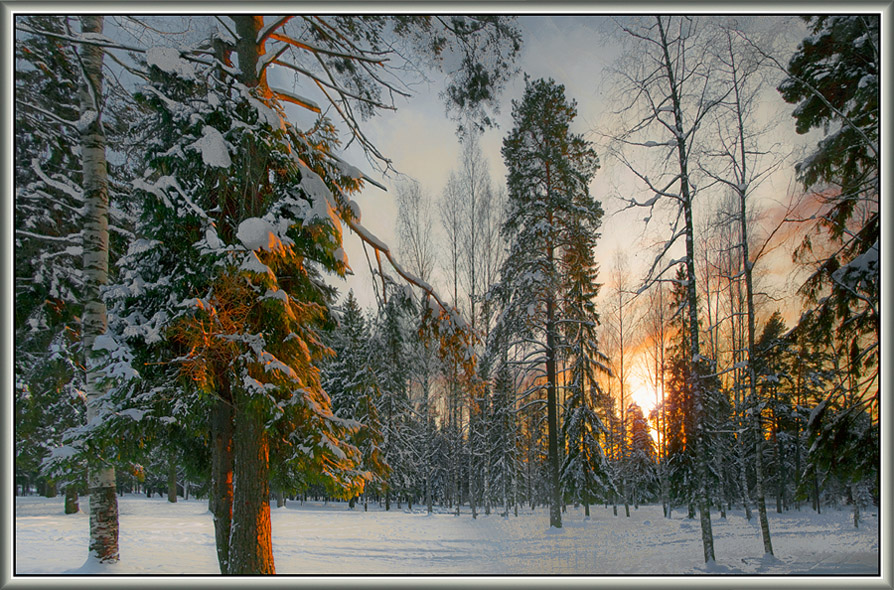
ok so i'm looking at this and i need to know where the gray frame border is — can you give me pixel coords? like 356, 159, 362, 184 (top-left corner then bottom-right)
1, 2, 890, 589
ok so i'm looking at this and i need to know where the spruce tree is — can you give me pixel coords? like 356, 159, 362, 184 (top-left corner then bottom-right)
322, 291, 389, 509
14, 15, 86, 508
779, 17, 879, 522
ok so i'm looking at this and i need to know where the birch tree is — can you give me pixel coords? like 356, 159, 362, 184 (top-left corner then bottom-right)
610, 15, 731, 562
77, 15, 119, 564
699, 24, 789, 556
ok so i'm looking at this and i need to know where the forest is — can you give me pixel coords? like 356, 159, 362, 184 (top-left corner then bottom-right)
12, 14, 880, 575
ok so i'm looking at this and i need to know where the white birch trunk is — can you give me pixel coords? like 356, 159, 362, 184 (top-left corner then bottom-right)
79, 14, 118, 564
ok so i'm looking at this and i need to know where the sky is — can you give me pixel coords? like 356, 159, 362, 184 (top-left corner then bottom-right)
326, 16, 625, 311
30, 13, 822, 417
308, 15, 812, 307
291, 15, 817, 413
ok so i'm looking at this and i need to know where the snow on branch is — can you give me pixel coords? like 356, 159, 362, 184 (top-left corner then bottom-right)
345, 215, 468, 331
16, 100, 80, 130
15, 229, 82, 244
738, 30, 877, 159
257, 42, 290, 78
30, 158, 84, 203
270, 86, 321, 113
257, 16, 293, 44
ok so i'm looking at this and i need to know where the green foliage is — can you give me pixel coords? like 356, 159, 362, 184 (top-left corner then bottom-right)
497, 76, 601, 343
778, 16, 878, 207
782, 15, 879, 395
87, 47, 367, 495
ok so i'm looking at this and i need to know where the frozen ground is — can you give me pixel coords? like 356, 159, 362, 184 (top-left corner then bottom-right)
13, 494, 880, 576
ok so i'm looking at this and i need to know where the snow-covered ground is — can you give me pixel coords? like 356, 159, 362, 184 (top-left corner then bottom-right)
14, 494, 879, 577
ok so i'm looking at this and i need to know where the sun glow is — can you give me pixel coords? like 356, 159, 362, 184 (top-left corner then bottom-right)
630, 382, 659, 417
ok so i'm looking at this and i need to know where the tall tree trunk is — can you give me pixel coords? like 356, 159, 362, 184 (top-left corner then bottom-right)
223, 16, 277, 576
79, 14, 118, 564
545, 290, 562, 529
210, 395, 234, 574
653, 16, 714, 561
227, 402, 274, 574
469, 413, 478, 519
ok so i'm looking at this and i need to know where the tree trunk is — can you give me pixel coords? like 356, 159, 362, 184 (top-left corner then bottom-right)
227, 402, 274, 574
740, 191, 774, 556
469, 429, 478, 519
653, 16, 715, 563
167, 460, 178, 503
210, 395, 234, 574
65, 485, 79, 514
545, 290, 562, 529
79, 14, 118, 565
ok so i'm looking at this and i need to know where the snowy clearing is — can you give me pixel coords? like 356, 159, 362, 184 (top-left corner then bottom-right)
13, 494, 879, 577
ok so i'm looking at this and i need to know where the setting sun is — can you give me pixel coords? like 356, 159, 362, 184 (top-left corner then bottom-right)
629, 383, 658, 417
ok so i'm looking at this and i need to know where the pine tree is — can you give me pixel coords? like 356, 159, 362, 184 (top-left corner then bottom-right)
664, 268, 698, 516
497, 77, 600, 528
373, 288, 413, 511
96, 27, 368, 572
557, 186, 611, 518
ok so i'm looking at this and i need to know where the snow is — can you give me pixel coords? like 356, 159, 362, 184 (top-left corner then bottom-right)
347, 199, 361, 222
145, 46, 195, 80
91, 334, 119, 352
335, 160, 364, 180
75, 109, 97, 133
188, 125, 231, 169
240, 251, 274, 278
13, 495, 880, 576
236, 217, 278, 251
116, 408, 147, 421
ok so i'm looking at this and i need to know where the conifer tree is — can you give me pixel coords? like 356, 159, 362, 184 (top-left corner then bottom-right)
778, 17, 879, 516
497, 77, 600, 528
99, 27, 367, 572
626, 403, 657, 506
322, 291, 389, 509
14, 15, 87, 511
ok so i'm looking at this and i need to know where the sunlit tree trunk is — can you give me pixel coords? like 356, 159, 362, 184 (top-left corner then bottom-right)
224, 15, 275, 574
227, 400, 274, 575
